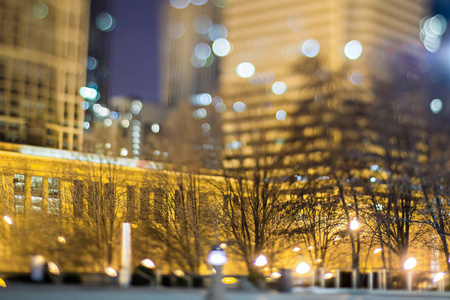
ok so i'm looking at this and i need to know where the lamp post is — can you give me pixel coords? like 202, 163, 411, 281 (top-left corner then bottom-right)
403, 257, 417, 291
205, 246, 228, 300
349, 218, 360, 289
295, 262, 311, 287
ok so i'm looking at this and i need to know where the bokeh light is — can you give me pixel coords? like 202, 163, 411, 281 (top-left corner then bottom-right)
261, 71, 275, 84
233, 101, 247, 112
195, 43, 212, 60
193, 108, 207, 119
344, 40, 363, 60
170, 0, 190, 9
191, 0, 208, 5
95, 12, 116, 32
209, 24, 228, 40
276, 110, 287, 120
168, 21, 185, 39
301, 39, 320, 58
194, 15, 212, 34
215, 103, 226, 113
236, 62, 255, 78
350, 71, 364, 85
212, 38, 231, 57
86, 57, 98, 70
272, 81, 287, 95
33, 2, 49, 19
430, 98, 443, 114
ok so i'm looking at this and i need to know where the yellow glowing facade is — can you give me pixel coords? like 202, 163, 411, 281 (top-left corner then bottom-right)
219, 0, 428, 171
0, 0, 89, 151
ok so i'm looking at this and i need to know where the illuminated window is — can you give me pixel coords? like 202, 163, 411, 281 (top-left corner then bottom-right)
13, 174, 25, 213
48, 178, 60, 215
31, 176, 43, 211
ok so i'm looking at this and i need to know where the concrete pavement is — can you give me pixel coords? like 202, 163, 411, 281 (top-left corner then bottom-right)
1, 284, 450, 300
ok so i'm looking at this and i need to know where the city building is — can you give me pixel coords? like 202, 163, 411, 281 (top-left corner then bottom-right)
218, 0, 430, 173
0, 0, 89, 151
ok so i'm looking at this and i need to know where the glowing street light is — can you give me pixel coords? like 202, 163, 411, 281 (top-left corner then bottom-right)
48, 261, 60, 276
373, 248, 382, 254
433, 272, 445, 283
350, 219, 360, 230
254, 255, 268, 267
105, 266, 118, 277
206, 246, 228, 300
404, 257, 417, 291
57, 236, 66, 244
140, 259, 155, 269
295, 262, 311, 274
3, 215, 12, 226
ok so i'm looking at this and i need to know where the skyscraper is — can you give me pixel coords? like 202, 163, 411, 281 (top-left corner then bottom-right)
0, 0, 89, 151
219, 0, 429, 172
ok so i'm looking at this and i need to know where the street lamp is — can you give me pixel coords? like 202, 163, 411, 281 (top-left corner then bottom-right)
350, 219, 360, 230
3, 215, 12, 226
404, 257, 417, 291
254, 255, 268, 267
206, 246, 228, 300
295, 262, 312, 288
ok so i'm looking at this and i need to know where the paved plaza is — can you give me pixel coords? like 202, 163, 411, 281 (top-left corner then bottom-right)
1, 285, 450, 300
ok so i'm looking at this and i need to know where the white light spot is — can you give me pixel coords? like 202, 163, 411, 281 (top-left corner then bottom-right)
195, 43, 212, 60
105, 143, 111, 149
103, 119, 112, 127
344, 40, 363, 60
236, 62, 255, 78
233, 101, 247, 112
212, 38, 231, 57
120, 148, 128, 157
430, 98, 443, 114
201, 123, 210, 132
191, 0, 208, 5
131, 100, 143, 115
92, 104, 101, 113
151, 123, 160, 133
272, 81, 287, 95
79, 87, 98, 101
370, 164, 379, 171
121, 120, 130, 128
170, 0, 190, 9
209, 24, 228, 41
83, 122, 90, 130
215, 103, 226, 113
301, 39, 320, 58
429, 15, 447, 36
276, 110, 287, 120
193, 108, 207, 119
370, 177, 376, 183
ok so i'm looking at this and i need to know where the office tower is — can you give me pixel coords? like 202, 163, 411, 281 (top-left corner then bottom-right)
219, 0, 429, 172
0, 0, 89, 151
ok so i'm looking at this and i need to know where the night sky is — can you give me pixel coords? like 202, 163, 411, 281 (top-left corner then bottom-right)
101, 0, 450, 104
106, 0, 164, 103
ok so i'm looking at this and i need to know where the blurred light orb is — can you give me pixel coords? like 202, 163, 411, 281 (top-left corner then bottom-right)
201, 123, 211, 132
92, 103, 101, 113
249, 72, 262, 86
370, 164, 379, 171
350, 219, 360, 230
215, 102, 226, 113
222, 277, 236, 284
270, 272, 282, 279
194, 15, 212, 34
292, 247, 301, 252
33, 2, 49, 19
429, 15, 447, 36
344, 40, 363, 60
105, 143, 111, 149
87, 57, 98, 70
168, 21, 185, 39
212, 96, 223, 105
404, 257, 417, 270
105, 267, 118, 277
254, 255, 268, 267
3, 215, 12, 225
96, 12, 116, 32
261, 71, 275, 84
212, 38, 231, 57
295, 262, 311, 274
209, 24, 228, 41
195, 43, 212, 60
110, 111, 118, 119
233, 101, 247, 112
191, 0, 208, 5
83, 122, 90, 130
430, 98, 443, 114
276, 110, 287, 120
193, 108, 207, 119
370, 177, 376, 183
170, 0, 190, 9
199, 93, 212, 105
272, 81, 287, 95
131, 100, 143, 114
81, 101, 89, 110
373, 248, 382, 254
236, 62, 255, 78
140, 259, 155, 269
213, 0, 230, 8
120, 148, 128, 157
174, 270, 185, 277
324, 273, 334, 280
103, 119, 112, 127
79, 87, 98, 100
301, 39, 320, 58
99, 107, 110, 117
433, 272, 445, 282
121, 119, 130, 128
350, 71, 364, 85
191, 54, 207, 68
151, 123, 160, 133
48, 262, 60, 276
228, 140, 241, 149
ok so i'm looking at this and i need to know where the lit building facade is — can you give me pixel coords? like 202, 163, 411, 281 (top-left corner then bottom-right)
0, 0, 89, 151
218, 0, 429, 172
